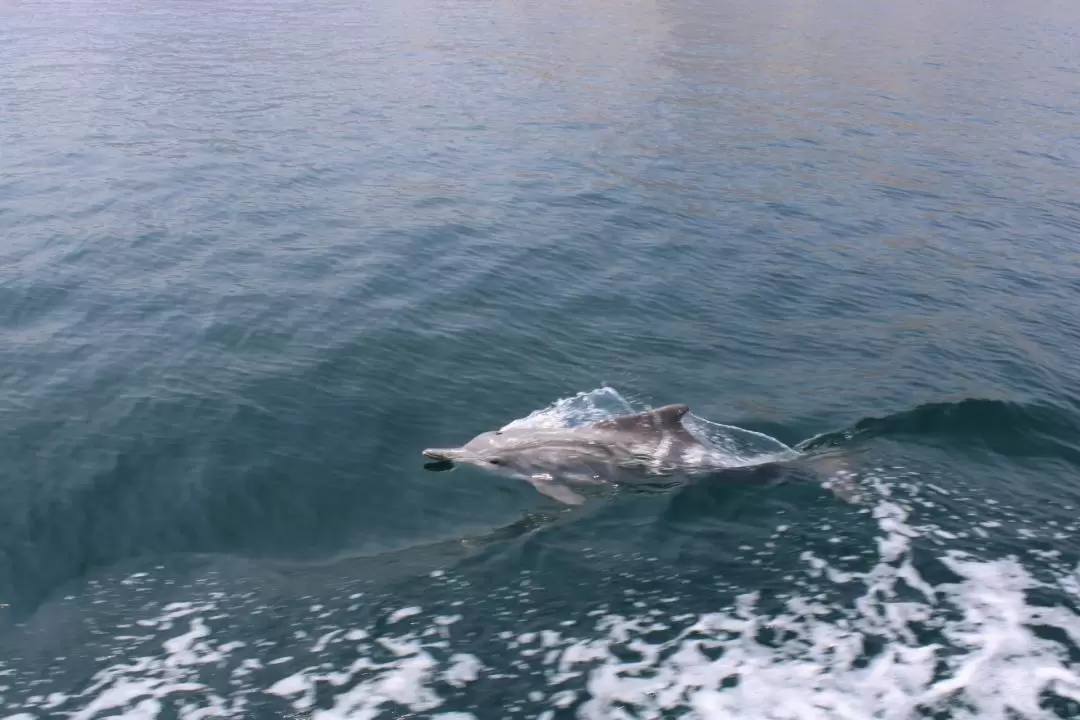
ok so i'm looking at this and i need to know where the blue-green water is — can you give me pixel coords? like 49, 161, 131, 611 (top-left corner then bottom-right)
4, 0, 1080, 717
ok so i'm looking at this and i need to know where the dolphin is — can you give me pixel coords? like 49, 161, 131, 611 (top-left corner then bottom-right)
422, 404, 747, 505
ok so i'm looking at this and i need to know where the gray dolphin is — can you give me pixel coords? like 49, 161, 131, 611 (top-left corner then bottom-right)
422, 404, 745, 505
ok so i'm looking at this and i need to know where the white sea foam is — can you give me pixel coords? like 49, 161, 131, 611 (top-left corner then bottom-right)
11, 485, 1079, 719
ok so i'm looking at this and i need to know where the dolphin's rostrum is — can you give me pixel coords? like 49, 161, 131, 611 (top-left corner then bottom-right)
422, 404, 727, 505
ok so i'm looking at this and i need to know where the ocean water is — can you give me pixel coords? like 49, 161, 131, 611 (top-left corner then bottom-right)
3, 0, 1080, 717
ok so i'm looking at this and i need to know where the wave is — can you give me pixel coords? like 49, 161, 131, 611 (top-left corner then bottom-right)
798, 398, 1080, 464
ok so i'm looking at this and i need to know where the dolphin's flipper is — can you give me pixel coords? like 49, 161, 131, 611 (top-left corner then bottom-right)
528, 474, 586, 506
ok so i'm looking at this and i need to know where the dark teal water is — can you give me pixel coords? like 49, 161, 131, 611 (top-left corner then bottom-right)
4, 0, 1080, 717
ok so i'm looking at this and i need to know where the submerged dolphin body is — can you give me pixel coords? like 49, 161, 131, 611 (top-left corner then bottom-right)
422, 404, 764, 505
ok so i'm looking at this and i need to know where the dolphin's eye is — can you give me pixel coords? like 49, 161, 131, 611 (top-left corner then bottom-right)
489, 459, 503, 465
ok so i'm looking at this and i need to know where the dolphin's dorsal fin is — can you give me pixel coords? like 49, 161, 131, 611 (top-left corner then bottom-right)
592, 404, 692, 433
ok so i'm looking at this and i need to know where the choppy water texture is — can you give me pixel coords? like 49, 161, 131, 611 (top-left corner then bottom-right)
4, 0, 1080, 717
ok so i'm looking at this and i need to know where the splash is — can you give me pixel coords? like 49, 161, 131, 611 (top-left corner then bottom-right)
498, 386, 638, 430
500, 386, 799, 468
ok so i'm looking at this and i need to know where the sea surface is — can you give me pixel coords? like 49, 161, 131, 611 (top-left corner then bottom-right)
4, 0, 1080, 717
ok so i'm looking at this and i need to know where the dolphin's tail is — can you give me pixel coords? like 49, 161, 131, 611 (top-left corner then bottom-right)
796, 450, 867, 505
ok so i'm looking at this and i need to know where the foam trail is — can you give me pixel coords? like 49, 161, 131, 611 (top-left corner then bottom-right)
10, 472, 1078, 720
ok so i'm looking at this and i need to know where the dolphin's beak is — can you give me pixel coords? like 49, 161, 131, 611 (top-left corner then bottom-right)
422, 448, 462, 462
